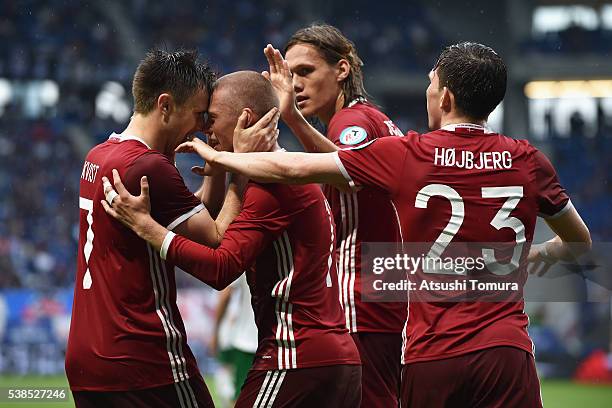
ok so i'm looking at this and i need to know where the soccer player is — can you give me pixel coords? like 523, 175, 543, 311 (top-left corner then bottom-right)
174, 42, 592, 407
262, 24, 406, 407
102, 71, 362, 407
66, 50, 277, 408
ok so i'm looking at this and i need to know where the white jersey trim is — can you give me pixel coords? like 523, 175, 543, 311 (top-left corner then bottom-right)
253, 370, 287, 408
147, 244, 198, 407
390, 200, 404, 248
167, 203, 205, 231
332, 152, 356, 190
440, 123, 495, 134
160, 231, 176, 260
109, 132, 153, 149
271, 232, 297, 369
338, 192, 358, 333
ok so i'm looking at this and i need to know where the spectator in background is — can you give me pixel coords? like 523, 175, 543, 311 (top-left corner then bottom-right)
212, 275, 258, 407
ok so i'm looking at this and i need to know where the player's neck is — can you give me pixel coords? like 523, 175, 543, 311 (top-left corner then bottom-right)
320, 92, 345, 126
440, 114, 486, 129
123, 114, 163, 152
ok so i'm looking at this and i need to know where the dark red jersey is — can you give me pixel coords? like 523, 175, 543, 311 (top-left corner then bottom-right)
324, 100, 407, 333
66, 134, 204, 391
164, 180, 361, 371
336, 124, 571, 364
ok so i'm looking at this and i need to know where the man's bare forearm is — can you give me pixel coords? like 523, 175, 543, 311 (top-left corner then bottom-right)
284, 111, 338, 153
212, 173, 248, 245
195, 172, 226, 217
209, 150, 343, 187
131, 215, 170, 253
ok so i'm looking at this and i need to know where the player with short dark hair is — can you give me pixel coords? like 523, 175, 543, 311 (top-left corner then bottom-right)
176, 42, 592, 408
102, 71, 362, 408
430, 42, 507, 125
132, 50, 216, 115
263, 24, 406, 407
66, 50, 278, 408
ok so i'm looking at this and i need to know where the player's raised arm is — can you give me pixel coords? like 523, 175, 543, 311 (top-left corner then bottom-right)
262, 44, 338, 153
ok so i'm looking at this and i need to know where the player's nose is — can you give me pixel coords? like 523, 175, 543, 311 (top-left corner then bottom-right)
292, 76, 303, 93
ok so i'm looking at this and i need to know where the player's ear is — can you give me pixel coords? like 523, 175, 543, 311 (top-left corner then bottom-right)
336, 59, 350, 82
440, 87, 452, 113
158, 93, 173, 120
243, 108, 255, 127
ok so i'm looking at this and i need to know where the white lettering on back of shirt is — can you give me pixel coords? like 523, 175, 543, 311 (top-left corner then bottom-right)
81, 161, 100, 183
433, 148, 512, 170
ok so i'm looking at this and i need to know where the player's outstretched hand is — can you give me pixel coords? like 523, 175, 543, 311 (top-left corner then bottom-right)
526, 243, 556, 277
100, 169, 153, 234
233, 107, 279, 153
176, 136, 219, 162
263, 44, 300, 123
191, 137, 224, 176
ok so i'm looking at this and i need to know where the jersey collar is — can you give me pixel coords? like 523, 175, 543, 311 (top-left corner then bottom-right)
109, 132, 152, 149
440, 123, 495, 134
347, 97, 367, 108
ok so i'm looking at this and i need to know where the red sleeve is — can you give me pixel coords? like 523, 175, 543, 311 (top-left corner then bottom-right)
335, 136, 408, 196
327, 109, 377, 147
125, 152, 202, 229
165, 183, 295, 290
532, 148, 571, 218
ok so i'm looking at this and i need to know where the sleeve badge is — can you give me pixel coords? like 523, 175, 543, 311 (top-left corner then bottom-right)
339, 126, 368, 145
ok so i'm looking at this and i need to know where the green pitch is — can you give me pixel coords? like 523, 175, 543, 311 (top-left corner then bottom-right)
0, 375, 610, 407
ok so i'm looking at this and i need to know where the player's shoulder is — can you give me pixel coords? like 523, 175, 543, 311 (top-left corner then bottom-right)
88, 134, 158, 163
128, 149, 176, 177
332, 101, 390, 125
492, 133, 540, 158
332, 102, 406, 148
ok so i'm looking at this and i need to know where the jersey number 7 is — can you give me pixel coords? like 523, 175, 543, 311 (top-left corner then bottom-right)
79, 197, 94, 289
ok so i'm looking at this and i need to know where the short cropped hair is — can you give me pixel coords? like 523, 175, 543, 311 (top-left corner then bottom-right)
214, 71, 279, 118
434, 42, 507, 121
285, 23, 368, 107
132, 49, 216, 114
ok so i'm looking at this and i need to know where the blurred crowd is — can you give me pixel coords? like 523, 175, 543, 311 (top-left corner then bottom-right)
0, 0, 444, 81
0, 0, 129, 84
549, 110, 612, 241
523, 23, 612, 54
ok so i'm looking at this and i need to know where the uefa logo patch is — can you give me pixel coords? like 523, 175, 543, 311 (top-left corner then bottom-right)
339, 126, 368, 145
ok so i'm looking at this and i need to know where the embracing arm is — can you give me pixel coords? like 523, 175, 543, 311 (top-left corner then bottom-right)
162, 172, 247, 248
101, 174, 289, 290
194, 170, 227, 218
101, 180, 248, 290
176, 138, 350, 190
